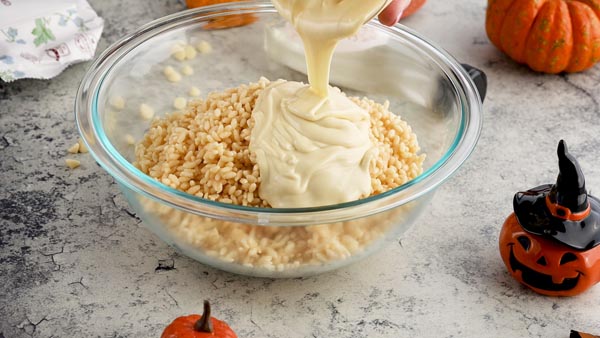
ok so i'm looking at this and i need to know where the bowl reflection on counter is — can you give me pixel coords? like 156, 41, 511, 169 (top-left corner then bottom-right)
76, 2, 483, 278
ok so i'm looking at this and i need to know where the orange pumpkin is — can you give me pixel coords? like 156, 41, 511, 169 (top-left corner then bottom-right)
486, 0, 600, 73
499, 214, 600, 296
186, 0, 245, 7
185, 0, 258, 30
161, 301, 237, 338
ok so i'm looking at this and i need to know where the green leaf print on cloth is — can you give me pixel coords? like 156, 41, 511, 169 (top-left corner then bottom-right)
31, 18, 55, 47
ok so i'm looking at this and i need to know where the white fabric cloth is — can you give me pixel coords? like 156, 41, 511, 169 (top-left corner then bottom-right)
0, 0, 103, 82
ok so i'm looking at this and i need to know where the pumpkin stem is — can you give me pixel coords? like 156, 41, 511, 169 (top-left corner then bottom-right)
194, 300, 214, 333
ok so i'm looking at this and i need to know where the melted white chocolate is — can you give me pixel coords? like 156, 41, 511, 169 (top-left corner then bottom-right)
250, 80, 376, 208
249, 0, 388, 207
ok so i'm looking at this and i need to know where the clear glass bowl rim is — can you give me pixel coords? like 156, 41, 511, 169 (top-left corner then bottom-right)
75, 1, 483, 226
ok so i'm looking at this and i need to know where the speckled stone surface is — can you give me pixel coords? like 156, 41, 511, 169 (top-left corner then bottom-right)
2, 0, 600, 337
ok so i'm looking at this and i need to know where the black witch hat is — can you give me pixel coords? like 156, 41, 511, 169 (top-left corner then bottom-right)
513, 140, 600, 250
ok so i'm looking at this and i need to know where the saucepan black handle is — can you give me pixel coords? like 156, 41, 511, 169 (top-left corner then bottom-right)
461, 63, 487, 103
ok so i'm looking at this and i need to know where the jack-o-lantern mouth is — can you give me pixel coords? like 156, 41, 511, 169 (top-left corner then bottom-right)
508, 245, 581, 291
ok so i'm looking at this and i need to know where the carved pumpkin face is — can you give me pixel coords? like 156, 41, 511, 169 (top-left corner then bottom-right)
499, 214, 600, 296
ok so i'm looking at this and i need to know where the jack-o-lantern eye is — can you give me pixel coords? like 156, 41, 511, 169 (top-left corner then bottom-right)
560, 252, 578, 265
517, 236, 531, 251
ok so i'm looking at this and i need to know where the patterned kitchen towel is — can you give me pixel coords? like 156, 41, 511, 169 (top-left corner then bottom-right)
0, 0, 103, 82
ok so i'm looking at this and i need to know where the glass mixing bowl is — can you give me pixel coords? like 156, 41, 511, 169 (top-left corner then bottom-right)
75, 2, 485, 278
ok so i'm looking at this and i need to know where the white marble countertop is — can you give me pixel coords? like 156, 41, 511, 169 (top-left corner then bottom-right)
2, 0, 600, 337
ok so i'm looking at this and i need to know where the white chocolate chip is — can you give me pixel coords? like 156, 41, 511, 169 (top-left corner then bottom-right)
173, 50, 186, 61
189, 86, 201, 97
139, 103, 155, 120
77, 138, 88, 153
184, 45, 197, 60
167, 72, 182, 83
164, 66, 182, 82
109, 96, 126, 110
170, 43, 184, 53
125, 134, 136, 145
65, 159, 81, 169
171, 44, 186, 61
67, 143, 80, 154
163, 65, 176, 76
173, 97, 187, 110
196, 40, 212, 54
181, 65, 194, 76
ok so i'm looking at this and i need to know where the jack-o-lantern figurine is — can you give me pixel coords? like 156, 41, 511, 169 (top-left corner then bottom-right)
499, 140, 600, 296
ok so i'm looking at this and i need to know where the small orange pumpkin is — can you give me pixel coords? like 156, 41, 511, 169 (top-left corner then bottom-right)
161, 301, 237, 338
486, 0, 600, 73
185, 0, 258, 30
